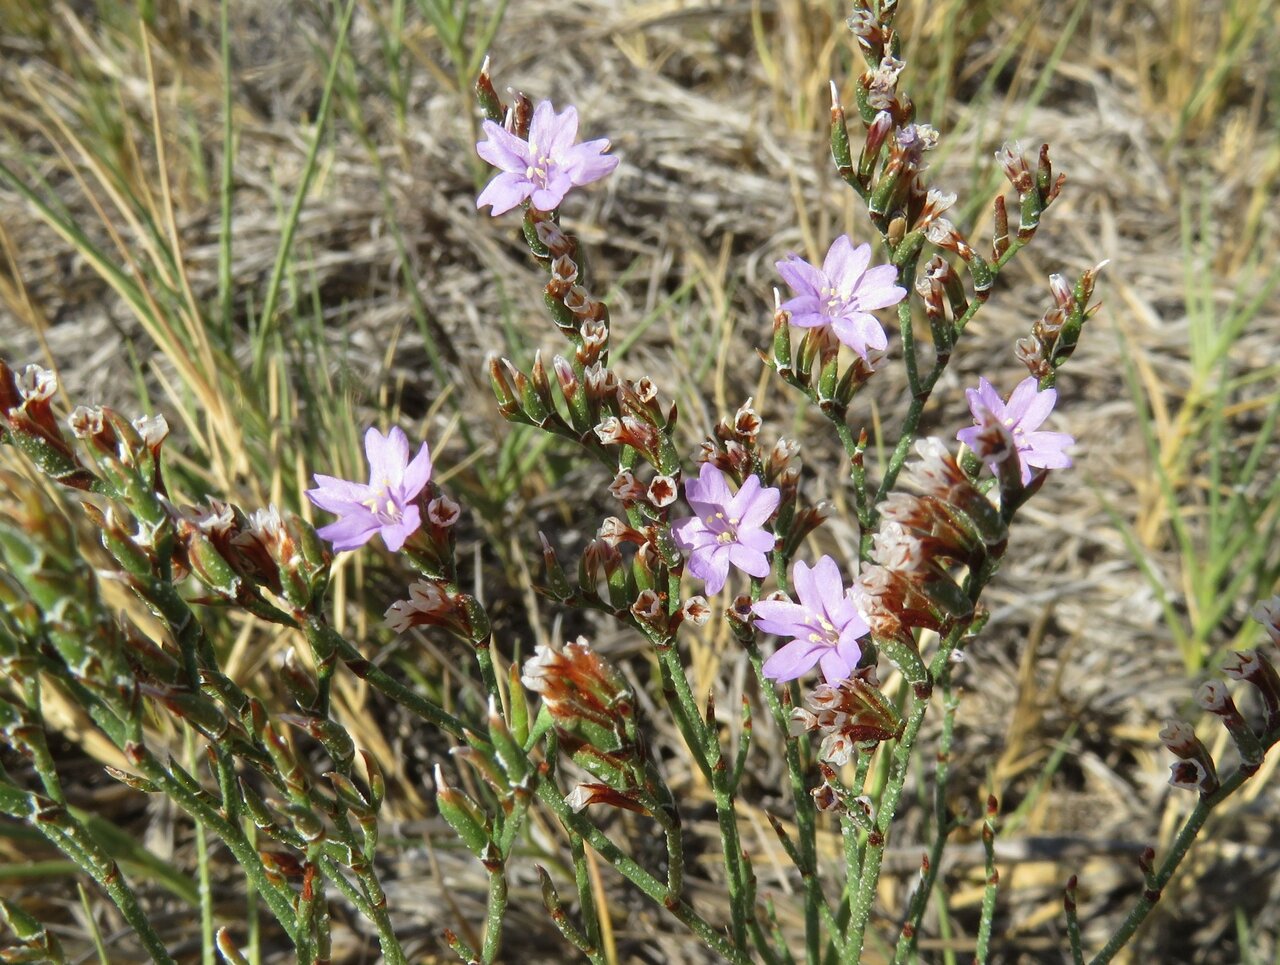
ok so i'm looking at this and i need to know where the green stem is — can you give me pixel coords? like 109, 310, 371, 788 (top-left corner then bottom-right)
746, 641, 824, 965
0, 781, 177, 965
1065, 877, 1085, 965
312, 620, 471, 741
891, 673, 958, 963
188, 731, 216, 965
872, 238, 1030, 511
534, 779, 751, 965
651, 640, 713, 776
482, 869, 509, 963
1087, 751, 1270, 964
130, 750, 300, 943
974, 805, 999, 964
833, 420, 872, 534
650, 636, 754, 945
569, 831, 604, 956
845, 684, 930, 962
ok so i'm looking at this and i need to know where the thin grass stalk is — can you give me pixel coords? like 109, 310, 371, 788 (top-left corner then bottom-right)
343, 124, 489, 479
254, 0, 359, 375
139, 28, 219, 396
217, 0, 235, 344
76, 881, 112, 965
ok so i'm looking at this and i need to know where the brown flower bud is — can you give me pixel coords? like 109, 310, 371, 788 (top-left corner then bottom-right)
384, 580, 477, 639
678, 596, 711, 627
608, 469, 646, 504
647, 474, 678, 508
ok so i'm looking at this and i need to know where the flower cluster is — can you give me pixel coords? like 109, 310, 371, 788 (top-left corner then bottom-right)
790, 668, 902, 765
860, 439, 1004, 643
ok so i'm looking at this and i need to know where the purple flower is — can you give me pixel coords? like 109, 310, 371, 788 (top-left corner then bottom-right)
956, 376, 1073, 485
671, 463, 780, 596
753, 556, 870, 684
306, 427, 433, 552
476, 101, 619, 216
775, 235, 907, 359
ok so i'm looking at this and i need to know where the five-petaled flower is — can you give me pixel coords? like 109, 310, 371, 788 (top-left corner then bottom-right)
306, 427, 432, 552
775, 235, 907, 359
956, 376, 1073, 485
753, 556, 870, 684
476, 101, 619, 216
671, 463, 779, 597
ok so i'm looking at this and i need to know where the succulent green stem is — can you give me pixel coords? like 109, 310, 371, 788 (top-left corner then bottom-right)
534, 777, 751, 965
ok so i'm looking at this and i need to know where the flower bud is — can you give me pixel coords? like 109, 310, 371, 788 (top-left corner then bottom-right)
1197, 680, 1264, 766
278, 715, 354, 778
577, 319, 608, 366
924, 218, 975, 261
488, 355, 521, 418
629, 588, 666, 633
991, 194, 1010, 260
435, 764, 490, 858
533, 218, 572, 257
1253, 596, 1280, 647
1222, 649, 1280, 733
647, 474, 678, 508
0, 362, 92, 489
678, 596, 711, 628
996, 142, 1033, 195
552, 354, 579, 406
1168, 758, 1219, 795
859, 110, 894, 181
607, 469, 645, 505
565, 782, 648, 814
384, 580, 480, 640
522, 637, 663, 807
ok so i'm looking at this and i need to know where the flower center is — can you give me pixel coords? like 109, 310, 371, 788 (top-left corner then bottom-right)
524, 152, 553, 188
805, 615, 840, 647
820, 283, 849, 317
363, 485, 402, 522
705, 510, 741, 544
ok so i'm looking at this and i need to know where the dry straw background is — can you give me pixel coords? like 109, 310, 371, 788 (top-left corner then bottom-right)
1, 0, 1278, 962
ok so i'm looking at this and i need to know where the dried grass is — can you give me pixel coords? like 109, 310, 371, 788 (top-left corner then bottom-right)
0, 0, 1278, 961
